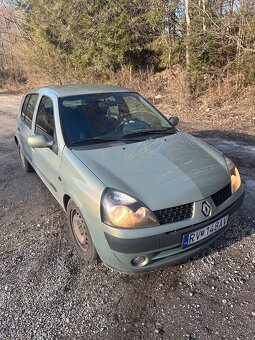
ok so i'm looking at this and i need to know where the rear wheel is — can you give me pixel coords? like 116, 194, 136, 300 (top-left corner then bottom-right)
67, 200, 98, 261
18, 146, 34, 172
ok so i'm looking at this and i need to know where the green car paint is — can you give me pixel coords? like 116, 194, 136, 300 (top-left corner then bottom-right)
15, 85, 244, 273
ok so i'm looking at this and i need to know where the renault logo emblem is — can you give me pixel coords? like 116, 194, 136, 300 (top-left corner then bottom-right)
202, 201, 212, 217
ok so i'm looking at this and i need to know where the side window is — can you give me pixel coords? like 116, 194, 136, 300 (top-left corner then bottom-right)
124, 95, 161, 125
21, 96, 30, 119
36, 96, 55, 138
21, 94, 39, 128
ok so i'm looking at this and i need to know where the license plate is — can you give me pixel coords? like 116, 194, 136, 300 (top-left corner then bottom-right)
182, 215, 229, 248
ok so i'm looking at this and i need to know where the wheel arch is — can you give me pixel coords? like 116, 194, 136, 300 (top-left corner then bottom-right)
63, 194, 71, 211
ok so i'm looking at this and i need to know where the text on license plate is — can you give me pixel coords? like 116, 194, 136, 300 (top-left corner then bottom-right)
182, 215, 229, 248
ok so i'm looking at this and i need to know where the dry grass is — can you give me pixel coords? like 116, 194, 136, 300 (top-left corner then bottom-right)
1, 67, 255, 135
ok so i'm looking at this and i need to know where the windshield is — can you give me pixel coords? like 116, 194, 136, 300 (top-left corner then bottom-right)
59, 92, 174, 146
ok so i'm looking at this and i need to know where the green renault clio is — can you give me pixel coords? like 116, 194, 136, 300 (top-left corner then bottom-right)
15, 85, 244, 272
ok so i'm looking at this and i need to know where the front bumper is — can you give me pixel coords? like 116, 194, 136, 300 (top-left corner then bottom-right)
86, 189, 244, 273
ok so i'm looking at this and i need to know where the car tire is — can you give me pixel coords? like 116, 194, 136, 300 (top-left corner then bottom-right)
67, 200, 98, 261
18, 146, 34, 172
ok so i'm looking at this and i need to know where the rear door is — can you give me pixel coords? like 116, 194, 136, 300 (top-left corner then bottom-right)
32, 95, 63, 202
17, 94, 39, 162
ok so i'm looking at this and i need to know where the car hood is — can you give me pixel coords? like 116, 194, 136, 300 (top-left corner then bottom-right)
72, 132, 230, 210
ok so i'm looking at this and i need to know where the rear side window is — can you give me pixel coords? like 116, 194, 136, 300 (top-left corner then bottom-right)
21, 94, 39, 128
36, 96, 55, 138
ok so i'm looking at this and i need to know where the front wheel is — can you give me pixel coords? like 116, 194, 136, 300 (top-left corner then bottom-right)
67, 200, 98, 261
18, 146, 34, 172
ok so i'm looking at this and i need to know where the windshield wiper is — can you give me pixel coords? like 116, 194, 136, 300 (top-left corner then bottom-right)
70, 138, 117, 146
122, 127, 175, 138
70, 136, 141, 146
69, 128, 174, 146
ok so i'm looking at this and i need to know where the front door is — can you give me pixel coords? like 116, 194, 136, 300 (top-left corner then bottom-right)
32, 95, 63, 203
18, 94, 39, 162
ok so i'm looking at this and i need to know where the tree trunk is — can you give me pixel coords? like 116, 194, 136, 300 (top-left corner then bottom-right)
236, 1, 245, 88
202, 0, 206, 32
185, 0, 191, 68
185, 0, 191, 91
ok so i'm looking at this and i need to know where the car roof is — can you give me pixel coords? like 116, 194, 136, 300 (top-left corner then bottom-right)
30, 84, 133, 98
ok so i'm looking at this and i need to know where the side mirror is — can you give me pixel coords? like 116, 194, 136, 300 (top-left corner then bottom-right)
169, 116, 179, 127
28, 135, 53, 148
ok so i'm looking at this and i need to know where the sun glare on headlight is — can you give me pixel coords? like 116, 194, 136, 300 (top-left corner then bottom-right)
231, 166, 241, 193
224, 156, 241, 194
101, 189, 159, 228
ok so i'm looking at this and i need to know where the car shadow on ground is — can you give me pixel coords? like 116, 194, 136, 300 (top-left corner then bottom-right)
191, 129, 255, 144
185, 211, 254, 266
5, 129, 254, 276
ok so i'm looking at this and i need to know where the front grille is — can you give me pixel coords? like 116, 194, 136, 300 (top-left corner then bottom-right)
211, 183, 232, 207
154, 203, 194, 225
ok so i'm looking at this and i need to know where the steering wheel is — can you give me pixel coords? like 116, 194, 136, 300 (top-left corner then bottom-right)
116, 117, 150, 132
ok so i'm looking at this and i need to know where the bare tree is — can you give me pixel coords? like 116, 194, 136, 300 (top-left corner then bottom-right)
185, 0, 191, 90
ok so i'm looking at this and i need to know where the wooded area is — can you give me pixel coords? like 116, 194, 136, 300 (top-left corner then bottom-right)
0, 1, 255, 93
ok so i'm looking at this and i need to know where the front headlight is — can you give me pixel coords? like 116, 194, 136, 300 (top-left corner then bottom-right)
224, 156, 241, 194
101, 188, 159, 228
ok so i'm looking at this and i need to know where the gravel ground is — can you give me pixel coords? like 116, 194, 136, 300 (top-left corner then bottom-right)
0, 94, 254, 340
